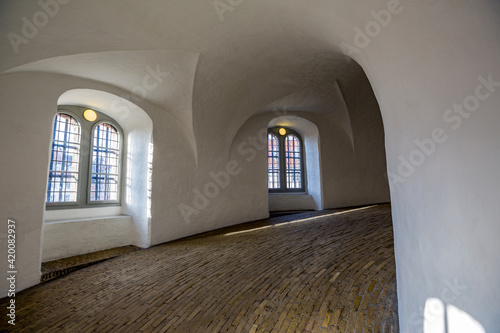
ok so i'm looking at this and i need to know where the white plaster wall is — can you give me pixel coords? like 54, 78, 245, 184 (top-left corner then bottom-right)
42, 216, 133, 261
304, 134, 323, 210
343, 1, 500, 331
268, 194, 316, 212
0, 74, 54, 295
43, 207, 134, 261
320, 71, 390, 209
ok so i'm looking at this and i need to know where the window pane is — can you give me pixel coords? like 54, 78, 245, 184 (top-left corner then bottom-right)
285, 134, 302, 189
90, 123, 120, 201
147, 142, 154, 218
47, 113, 81, 203
267, 134, 280, 189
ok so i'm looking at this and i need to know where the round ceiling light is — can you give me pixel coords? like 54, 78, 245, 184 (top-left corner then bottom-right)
83, 109, 97, 122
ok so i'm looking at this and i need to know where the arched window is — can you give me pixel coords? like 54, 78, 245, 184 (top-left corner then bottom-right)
47, 113, 81, 203
267, 127, 305, 192
268, 133, 280, 189
46, 106, 123, 208
285, 134, 303, 189
90, 123, 121, 202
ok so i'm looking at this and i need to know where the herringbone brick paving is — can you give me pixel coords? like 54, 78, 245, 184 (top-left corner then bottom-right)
1, 204, 398, 332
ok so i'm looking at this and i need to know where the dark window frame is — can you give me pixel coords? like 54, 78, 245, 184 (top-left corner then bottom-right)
267, 127, 306, 193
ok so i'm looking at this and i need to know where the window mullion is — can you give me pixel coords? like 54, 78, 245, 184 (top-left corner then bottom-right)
94, 124, 100, 201
60, 119, 70, 201
81, 120, 90, 206
103, 127, 108, 200
280, 135, 286, 191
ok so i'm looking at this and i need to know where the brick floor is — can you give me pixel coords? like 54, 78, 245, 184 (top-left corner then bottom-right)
0, 204, 398, 332
41, 245, 140, 282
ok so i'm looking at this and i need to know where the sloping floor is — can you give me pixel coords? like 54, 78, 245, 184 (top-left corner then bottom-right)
41, 245, 140, 282
0, 204, 398, 332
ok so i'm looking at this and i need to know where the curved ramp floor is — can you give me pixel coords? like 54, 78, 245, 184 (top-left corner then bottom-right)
1, 204, 398, 332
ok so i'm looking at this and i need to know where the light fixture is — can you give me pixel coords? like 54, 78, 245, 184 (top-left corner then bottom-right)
83, 109, 97, 122
279, 128, 286, 136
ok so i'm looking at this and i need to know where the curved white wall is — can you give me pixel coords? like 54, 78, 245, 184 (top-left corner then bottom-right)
336, 1, 500, 331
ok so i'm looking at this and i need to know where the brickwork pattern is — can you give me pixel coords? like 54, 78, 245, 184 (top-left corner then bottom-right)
0, 204, 398, 332
41, 245, 140, 282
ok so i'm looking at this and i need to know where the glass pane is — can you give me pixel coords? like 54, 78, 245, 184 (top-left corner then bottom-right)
267, 134, 280, 189
90, 123, 121, 201
47, 114, 81, 203
147, 142, 154, 218
285, 134, 302, 189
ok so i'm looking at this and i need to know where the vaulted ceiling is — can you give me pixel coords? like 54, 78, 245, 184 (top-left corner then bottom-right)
0, 0, 367, 122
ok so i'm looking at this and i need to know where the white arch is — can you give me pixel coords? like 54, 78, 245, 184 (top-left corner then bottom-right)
268, 116, 323, 210
43, 89, 153, 262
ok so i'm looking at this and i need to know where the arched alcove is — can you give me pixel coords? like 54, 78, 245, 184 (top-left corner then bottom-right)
42, 89, 153, 262
268, 116, 323, 211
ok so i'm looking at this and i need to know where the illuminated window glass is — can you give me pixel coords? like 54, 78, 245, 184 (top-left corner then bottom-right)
47, 113, 81, 202
268, 133, 280, 189
147, 141, 154, 218
285, 134, 302, 189
47, 107, 124, 209
267, 127, 305, 192
90, 123, 120, 201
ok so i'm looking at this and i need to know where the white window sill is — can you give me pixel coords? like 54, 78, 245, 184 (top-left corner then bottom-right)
268, 192, 308, 195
